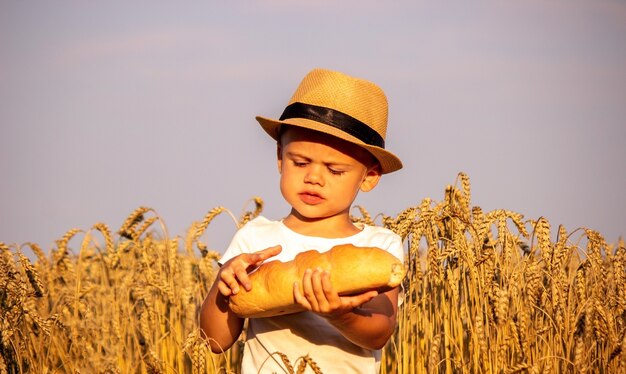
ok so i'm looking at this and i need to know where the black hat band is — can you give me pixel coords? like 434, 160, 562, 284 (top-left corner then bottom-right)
279, 102, 385, 148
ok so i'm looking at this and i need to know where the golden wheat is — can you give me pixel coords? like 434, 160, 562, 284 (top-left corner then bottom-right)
2, 173, 624, 373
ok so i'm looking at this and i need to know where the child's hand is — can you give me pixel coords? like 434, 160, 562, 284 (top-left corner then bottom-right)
217, 245, 282, 297
293, 268, 378, 318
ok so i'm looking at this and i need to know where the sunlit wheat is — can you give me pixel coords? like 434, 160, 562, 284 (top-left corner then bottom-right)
1, 172, 623, 373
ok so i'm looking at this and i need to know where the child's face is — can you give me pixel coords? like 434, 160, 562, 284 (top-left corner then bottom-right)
277, 127, 381, 222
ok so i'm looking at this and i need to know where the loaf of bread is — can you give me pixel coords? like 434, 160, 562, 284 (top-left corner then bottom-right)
228, 244, 405, 318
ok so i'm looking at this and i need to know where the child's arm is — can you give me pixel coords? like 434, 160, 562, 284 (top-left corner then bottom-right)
293, 268, 399, 350
200, 245, 282, 353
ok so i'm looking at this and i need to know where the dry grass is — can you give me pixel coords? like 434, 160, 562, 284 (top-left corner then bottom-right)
2, 174, 624, 373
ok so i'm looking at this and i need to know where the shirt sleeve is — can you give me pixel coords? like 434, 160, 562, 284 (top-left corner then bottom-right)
366, 226, 405, 264
387, 233, 405, 264
218, 225, 249, 266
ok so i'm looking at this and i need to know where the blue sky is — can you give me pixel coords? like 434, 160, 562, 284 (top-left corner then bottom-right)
1, 1, 625, 253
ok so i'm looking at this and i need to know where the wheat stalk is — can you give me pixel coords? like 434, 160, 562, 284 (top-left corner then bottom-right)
3, 174, 625, 373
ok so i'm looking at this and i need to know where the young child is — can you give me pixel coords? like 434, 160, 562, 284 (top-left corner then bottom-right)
200, 68, 404, 373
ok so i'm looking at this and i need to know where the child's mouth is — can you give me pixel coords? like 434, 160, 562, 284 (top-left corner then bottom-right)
299, 192, 324, 205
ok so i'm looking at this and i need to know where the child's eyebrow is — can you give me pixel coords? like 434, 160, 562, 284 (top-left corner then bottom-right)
326, 162, 354, 170
285, 151, 311, 161
286, 151, 353, 168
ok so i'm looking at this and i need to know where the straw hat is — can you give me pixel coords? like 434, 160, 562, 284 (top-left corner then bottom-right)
255, 68, 403, 174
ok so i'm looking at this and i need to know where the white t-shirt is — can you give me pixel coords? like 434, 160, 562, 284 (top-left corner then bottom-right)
219, 216, 404, 374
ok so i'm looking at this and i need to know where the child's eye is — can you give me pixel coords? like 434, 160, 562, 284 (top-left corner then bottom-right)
328, 168, 345, 176
293, 161, 308, 167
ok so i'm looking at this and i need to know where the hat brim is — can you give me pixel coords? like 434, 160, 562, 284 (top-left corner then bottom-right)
256, 115, 403, 174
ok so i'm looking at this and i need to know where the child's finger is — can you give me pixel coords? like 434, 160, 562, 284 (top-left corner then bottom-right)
218, 271, 240, 295
301, 269, 319, 311
252, 245, 282, 265
311, 268, 327, 301
293, 281, 311, 309
347, 290, 379, 308
312, 269, 333, 311
320, 270, 337, 301
234, 267, 252, 291
217, 281, 233, 297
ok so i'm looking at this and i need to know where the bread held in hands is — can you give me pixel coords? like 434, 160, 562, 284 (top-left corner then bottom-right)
228, 244, 405, 318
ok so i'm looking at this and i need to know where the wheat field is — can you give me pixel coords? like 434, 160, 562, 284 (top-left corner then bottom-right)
1, 173, 624, 373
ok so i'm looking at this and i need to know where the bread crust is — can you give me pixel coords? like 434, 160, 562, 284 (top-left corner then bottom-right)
228, 244, 405, 318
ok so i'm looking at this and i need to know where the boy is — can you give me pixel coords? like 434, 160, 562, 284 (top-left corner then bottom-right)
200, 68, 404, 373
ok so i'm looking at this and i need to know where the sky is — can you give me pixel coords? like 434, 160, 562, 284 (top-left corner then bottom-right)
1, 1, 625, 255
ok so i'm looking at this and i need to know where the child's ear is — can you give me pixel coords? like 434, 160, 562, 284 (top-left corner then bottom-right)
276, 143, 283, 173
360, 164, 382, 192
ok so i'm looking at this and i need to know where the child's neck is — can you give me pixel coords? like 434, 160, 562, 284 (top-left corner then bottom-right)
283, 211, 361, 238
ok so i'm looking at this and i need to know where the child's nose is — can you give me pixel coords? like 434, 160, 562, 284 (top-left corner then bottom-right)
303, 165, 324, 186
